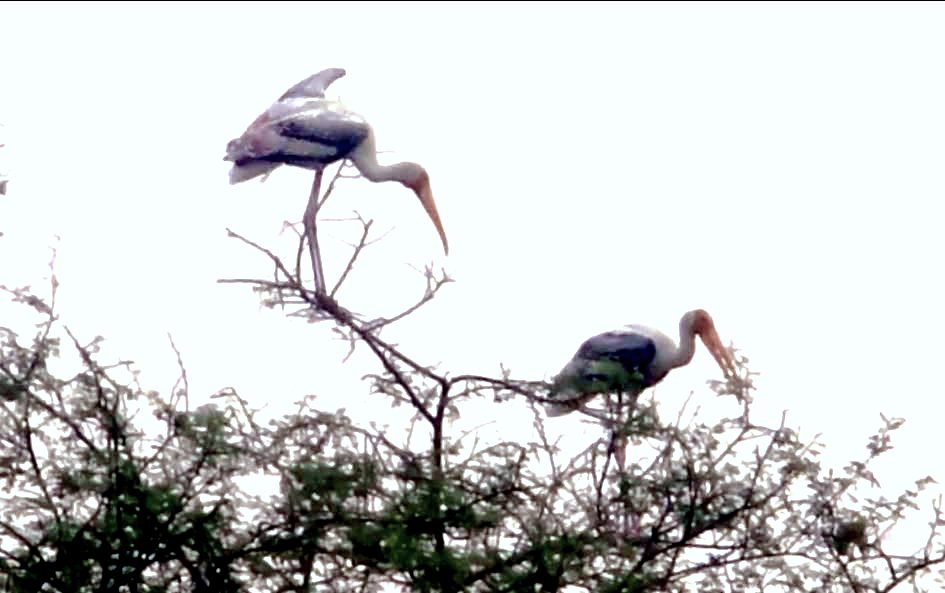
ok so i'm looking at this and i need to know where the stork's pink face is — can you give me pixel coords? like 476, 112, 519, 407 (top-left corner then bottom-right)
403, 168, 450, 256
692, 310, 737, 378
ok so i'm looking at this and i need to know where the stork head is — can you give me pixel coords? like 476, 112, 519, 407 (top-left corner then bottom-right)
400, 165, 450, 256
687, 309, 737, 378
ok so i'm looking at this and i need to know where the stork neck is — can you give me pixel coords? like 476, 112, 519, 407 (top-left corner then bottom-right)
349, 131, 384, 181
350, 132, 418, 186
672, 322, 698, 369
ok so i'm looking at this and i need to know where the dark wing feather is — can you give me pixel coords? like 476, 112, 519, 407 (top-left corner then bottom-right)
547, 331, 658, 413
576, 331, 657, 373
276, 110, 371, 159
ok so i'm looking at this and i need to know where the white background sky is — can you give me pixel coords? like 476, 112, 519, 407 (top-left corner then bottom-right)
1, 0, 944, 556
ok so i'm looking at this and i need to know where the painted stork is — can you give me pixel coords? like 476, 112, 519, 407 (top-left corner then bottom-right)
545, 309, 737, 536
546, 309, 736, 417
224, 67, 450, 255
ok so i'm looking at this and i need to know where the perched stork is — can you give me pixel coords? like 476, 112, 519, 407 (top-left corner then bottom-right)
546, 309, 737, 536
224, 68, 450, 255
546, 309, 737, 417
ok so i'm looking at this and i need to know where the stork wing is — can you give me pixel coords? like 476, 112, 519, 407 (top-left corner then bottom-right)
276, 109, 371, 158
225, 104, 369, 164
549, 331, 656, 400
576, 331, 657, 373
277, 68, 347, 101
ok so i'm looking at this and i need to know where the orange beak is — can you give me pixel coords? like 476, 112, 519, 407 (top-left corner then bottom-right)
701, 328, 737, 378
413, 177, 450, 256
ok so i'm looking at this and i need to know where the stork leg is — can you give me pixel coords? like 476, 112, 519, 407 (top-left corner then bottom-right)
613, 433, 640, 538
614, 433, 626, 473
614, 393, 642, 539
303, 169, 326, 294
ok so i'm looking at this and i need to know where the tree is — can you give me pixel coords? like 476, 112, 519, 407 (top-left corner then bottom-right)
1, 162, 943, 593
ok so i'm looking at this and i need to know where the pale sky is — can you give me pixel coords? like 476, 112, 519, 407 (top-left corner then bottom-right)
2, 0, 944, 556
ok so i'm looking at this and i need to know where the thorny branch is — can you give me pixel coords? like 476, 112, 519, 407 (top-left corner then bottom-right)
330, 212, 372, 299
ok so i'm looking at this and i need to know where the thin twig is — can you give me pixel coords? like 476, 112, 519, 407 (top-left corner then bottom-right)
318, 160, 353, 210
330, 214, 373, 299
361, 266, 453, 333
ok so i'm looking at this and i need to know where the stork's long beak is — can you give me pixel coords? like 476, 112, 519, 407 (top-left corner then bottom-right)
701, 329, 737, 378
413, 178, 450, 256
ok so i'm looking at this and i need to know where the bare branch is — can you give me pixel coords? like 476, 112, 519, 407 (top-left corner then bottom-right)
330, 213, 373, 299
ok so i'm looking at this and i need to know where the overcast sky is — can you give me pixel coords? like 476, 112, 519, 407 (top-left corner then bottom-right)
2, 0, 944, 554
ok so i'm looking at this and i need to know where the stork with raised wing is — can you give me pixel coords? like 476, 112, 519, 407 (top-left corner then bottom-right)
224, 67, 450, 255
